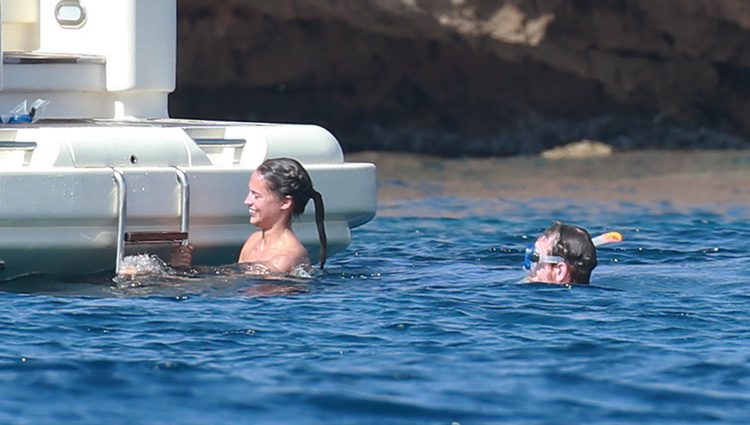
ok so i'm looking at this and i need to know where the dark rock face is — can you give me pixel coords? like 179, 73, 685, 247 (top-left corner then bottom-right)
171, 0, 750, 155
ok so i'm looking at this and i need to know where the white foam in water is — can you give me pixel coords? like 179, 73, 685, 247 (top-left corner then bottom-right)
290, 264, 313, 279
117, 254, 172, 278
236, 262, 314, 279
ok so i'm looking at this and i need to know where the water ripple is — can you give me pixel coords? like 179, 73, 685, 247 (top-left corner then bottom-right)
0, 200, 749, 423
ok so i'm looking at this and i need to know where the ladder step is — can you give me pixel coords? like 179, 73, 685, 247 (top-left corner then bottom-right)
125, 231, 188, 244
113, 167, 190, 273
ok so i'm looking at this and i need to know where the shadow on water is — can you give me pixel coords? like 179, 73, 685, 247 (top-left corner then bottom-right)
0, 263, 315, 298
1, 198, 744, 300
522, 281, 624, 292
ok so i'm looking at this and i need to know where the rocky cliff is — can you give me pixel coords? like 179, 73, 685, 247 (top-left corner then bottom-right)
172, 0, 750, 155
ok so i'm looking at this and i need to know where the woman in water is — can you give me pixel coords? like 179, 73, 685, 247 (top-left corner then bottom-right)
237, 157, 327, 273
168, 157, 327, 276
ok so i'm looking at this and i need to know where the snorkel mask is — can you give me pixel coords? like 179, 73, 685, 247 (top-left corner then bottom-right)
522, 244, 565, 271
521, 231, 623, 275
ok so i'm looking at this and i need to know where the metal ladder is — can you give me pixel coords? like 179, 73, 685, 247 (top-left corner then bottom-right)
112, 167, 190, 273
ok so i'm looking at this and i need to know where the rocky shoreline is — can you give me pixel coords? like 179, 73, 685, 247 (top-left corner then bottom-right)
347, 150, 750, 211
173, 0, 750, 155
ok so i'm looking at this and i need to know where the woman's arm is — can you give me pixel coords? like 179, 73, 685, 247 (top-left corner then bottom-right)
170, 244, 193, 269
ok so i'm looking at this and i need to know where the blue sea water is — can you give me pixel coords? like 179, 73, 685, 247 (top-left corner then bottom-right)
1, 196, 749, 424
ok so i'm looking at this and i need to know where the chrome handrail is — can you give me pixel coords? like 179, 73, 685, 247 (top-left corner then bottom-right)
0, 141, 36, 150
174, 166, 190, 241
112, 168, 127, 273
193, 138, 246, 149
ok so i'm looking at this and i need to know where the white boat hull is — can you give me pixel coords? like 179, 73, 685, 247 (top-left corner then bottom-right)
0, 1, 376, 279
0, 120, 377, 279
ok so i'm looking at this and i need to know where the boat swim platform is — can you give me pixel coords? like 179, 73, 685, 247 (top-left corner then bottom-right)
0, 120, 377, 279
0, 1, 377, 279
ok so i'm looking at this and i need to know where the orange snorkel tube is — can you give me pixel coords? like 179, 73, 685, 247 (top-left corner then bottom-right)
591, 231, 623, 247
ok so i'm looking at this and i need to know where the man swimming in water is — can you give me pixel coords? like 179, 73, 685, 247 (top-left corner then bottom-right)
523, 222, 598, 285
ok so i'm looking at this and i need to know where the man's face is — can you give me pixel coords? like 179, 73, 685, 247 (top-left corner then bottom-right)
526, 234, 571, 284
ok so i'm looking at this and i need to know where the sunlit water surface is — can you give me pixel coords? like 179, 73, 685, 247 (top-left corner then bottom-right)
1, 197, 749, 424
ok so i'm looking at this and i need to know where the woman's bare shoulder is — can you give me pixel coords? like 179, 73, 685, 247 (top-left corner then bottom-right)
269, 250, 309, 274
238, 231, 262, 261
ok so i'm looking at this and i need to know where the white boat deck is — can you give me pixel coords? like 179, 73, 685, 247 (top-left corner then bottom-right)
0, 0, 377, 279
3, 51, 106, 64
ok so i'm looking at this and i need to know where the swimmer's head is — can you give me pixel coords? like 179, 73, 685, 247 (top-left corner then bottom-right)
525, 222, 597, 284
254, 157, 328, 268
257, 158, 316, 217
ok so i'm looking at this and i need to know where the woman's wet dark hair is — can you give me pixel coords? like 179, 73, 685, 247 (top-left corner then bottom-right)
256, 157, 327, 268
542, 221, 597, 284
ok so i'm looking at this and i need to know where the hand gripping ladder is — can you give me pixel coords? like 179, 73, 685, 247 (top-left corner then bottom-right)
112, 167, 190, 273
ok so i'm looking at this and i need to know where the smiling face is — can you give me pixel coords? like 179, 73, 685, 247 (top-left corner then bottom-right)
243, 171, 291, 230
